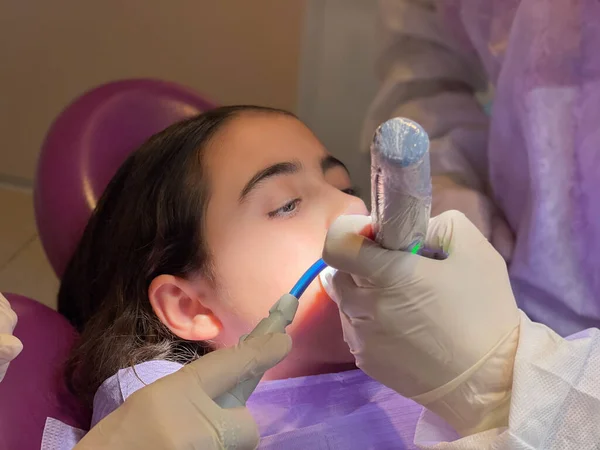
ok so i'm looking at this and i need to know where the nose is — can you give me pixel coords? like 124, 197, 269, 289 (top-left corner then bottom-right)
326, 189, 369, 228
343, 195, 369, 216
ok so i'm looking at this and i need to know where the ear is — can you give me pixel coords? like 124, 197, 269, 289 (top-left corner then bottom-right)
149, 274, 222, 341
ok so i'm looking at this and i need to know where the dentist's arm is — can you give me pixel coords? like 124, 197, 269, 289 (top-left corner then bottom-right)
323, 211, 600, 449
75, 333, 291, 450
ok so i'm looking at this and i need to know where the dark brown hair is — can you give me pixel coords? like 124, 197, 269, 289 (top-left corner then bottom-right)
60, 105, 294, 407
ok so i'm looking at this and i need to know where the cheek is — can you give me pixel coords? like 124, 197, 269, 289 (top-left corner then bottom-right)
208, 219, 327, 334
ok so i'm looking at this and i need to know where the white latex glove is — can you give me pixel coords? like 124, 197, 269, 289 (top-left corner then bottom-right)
75, 333, 291, 450
322, 211, 521, 437
0, 293, 23, 382
432, 175, 514, 262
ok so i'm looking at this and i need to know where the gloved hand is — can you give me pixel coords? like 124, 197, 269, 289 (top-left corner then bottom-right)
75, 333, 291, 450
322, 211, 521, 437
0, 293, 23, 382
432, 175, 514, 262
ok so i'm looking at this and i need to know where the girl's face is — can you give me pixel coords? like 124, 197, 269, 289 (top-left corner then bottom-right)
203, 113, 367, 379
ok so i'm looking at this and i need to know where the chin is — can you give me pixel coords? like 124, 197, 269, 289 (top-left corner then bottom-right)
289, 285, 355, 365
265, 289, 356, 380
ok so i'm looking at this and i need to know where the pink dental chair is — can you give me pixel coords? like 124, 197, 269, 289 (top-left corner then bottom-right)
0, 79, 214, 450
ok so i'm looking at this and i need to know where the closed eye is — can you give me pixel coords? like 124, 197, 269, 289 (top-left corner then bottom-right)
268, 198, 302, 219
342, 187, 359, 197
267, 187, 357, 219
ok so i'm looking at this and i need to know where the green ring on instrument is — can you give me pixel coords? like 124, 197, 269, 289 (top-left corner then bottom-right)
410, 242, 422, 255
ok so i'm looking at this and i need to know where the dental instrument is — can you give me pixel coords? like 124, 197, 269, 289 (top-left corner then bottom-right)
371, 117, 431, 252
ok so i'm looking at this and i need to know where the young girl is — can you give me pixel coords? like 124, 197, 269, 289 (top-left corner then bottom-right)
47, 106, 423, 449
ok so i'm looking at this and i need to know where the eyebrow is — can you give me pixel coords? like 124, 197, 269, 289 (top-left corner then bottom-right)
238, 155, 350, 203
239, 161, 301, 202
321, 155, 349, 174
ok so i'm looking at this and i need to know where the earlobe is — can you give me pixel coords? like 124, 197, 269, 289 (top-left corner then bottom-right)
149, 274, 222, 341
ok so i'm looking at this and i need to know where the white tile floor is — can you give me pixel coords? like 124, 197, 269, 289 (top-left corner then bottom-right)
0, 186, 59, 309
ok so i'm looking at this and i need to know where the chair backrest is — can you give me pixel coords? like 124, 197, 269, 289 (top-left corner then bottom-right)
6, 80, 214, 447
0, 294, 89, 450
35, 79, 215, 278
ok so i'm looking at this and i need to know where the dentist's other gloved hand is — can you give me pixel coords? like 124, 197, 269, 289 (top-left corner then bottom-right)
0, 293, 23, 382
322, 211, 520, 437
75, 333, 291, 450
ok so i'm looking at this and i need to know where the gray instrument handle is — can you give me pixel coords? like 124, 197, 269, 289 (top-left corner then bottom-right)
213, 294, 298, 408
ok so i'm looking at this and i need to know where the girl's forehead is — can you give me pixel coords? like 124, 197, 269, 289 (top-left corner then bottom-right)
206, 113, 327, 170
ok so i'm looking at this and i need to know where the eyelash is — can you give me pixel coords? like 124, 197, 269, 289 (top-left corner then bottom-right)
268, 198, 302, 218
267, 187, 359, 219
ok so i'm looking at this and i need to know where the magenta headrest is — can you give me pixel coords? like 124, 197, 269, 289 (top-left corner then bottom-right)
0, 294, 90, 449
35, 79, 215, 278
